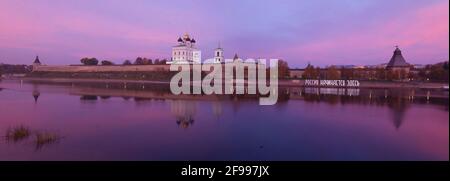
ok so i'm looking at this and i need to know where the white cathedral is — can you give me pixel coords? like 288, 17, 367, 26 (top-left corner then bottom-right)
168, 33, 224, 64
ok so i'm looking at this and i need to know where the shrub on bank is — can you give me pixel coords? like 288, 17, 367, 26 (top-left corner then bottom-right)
80, 58, 99, 65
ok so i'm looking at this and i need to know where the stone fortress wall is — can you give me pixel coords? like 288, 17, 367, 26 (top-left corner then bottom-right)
32, 62, 267, 73
33, 64, 171, 72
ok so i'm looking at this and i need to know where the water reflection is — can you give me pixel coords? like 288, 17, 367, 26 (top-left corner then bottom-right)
30, 84, 41, 104
32, 90, 40, 103
0, 80, 447, 160
301, 88, 448, 130
388, 97, 408, 130
12, 81, 450, 130
22, 81, 446, 131
211, 101, 223, 119
21, 84, 428, 129
99, 96, 111, 100
171, 100, 197, 129
297, 87, 448, 107
80, 95, 98, 101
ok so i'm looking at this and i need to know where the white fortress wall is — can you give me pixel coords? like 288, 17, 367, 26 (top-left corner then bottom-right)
33, 62, 264, 73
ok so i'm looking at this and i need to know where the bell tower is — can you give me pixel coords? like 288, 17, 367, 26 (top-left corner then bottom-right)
214, 42, 224, 63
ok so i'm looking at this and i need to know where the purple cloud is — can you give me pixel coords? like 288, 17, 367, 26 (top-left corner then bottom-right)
0, 0, 448, 67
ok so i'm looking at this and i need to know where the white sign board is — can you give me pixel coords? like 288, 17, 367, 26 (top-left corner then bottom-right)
304, 79, 360, 87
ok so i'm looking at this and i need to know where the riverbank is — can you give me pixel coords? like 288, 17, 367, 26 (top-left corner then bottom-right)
10, 77, 171, 85
6, 77, 448, 90
279, 79, 449, 89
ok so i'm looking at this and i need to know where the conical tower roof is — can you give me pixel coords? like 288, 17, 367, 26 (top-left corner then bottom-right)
386, 47, 409, 68
233, 53, 239, 60
34, 56, 41, 64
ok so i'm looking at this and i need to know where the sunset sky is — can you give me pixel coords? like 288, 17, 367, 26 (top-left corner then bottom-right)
0, 0, 448, 67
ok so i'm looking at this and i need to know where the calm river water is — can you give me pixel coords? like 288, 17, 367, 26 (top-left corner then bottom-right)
0, 79, 448, 160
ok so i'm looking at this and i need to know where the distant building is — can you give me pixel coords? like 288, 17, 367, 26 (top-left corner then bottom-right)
32, 56, 41, 70
385, 46, 410, 73
170, 33, 201, 64
412, 64, 426, 69
289, 68, 305, 78
287, 46, 416, 80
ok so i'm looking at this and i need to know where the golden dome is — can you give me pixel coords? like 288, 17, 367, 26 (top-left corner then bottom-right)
183, 33, 190, 41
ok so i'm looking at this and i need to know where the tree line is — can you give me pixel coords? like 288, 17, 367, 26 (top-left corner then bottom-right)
301, 61, 449, 82
80, 57, 168, 66
417, 62, 449, 82
0, 64, 32, 75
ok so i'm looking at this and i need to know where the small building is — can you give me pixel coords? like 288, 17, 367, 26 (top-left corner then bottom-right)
289, 69, 305, 79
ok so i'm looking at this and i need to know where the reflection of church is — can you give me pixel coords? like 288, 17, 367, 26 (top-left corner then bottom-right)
211, 101, 223, 119
170, 100, 225, 127
170, 100, 197, 128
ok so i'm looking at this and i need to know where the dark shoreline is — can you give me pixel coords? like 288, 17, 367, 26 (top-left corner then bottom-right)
7, 77, 449, 90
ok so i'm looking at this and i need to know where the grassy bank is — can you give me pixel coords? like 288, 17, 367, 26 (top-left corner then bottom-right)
27, 71, 178, 81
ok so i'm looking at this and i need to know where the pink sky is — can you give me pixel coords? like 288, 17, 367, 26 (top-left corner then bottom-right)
0, 0, 448, 67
